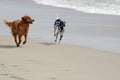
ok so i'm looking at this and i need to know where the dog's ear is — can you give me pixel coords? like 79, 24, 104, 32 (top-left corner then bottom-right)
22, 17, 24, 20
22, 17, 25, 20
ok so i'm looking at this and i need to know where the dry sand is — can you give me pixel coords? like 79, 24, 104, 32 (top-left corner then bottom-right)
0, 36, 120, 80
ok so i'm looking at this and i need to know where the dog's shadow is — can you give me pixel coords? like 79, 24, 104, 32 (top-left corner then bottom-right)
0, 45, 17, 49
40, 42, 56, 46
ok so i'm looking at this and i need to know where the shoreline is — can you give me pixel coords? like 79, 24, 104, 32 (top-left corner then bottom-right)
0, 35, 118, 54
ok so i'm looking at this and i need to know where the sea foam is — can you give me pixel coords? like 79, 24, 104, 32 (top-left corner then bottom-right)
33, 0, 120, 15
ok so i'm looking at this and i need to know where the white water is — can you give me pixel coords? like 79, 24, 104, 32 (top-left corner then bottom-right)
33, 0, 120, 15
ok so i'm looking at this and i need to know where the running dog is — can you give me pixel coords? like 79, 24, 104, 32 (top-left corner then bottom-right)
54, 19, 66, 43
4, 15, 34, 47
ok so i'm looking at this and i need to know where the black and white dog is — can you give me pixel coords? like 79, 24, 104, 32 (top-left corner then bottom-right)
54, 19, 66, 43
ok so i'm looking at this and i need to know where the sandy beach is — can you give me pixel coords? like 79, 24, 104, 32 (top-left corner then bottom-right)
0, 0, 120, 80
0, 36, 120, 80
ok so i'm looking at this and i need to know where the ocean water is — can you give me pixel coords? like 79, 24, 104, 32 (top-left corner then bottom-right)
32, 0, 120, 53
33, 0, 120, 15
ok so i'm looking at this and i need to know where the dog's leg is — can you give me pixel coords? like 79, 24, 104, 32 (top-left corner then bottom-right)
13, 33, 18, 46
17, 35, 22, 47
54, 26, 57, 36
59, 35, 63, 43
59, 30, 64, 43
23, 35, 27, 45
55, 31, 59, 42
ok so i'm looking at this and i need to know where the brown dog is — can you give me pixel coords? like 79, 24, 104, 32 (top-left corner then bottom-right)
4, 15, 34, 47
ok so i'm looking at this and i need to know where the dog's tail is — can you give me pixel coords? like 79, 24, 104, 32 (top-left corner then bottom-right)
3, 19, 13, 28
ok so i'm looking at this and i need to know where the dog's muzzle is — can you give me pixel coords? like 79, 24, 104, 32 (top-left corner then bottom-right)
32, 19, 35, 22
29, 19, 34, 24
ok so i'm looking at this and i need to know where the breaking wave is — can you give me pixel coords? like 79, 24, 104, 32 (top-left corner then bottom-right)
33, 0, 120, 15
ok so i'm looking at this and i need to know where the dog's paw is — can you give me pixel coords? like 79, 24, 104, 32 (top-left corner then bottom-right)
17, 44, 20, 47
54, 40, 57, 42
23, 42, 26, 45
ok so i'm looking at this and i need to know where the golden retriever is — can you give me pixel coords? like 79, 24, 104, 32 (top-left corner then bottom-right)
4, 15, 34, 47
